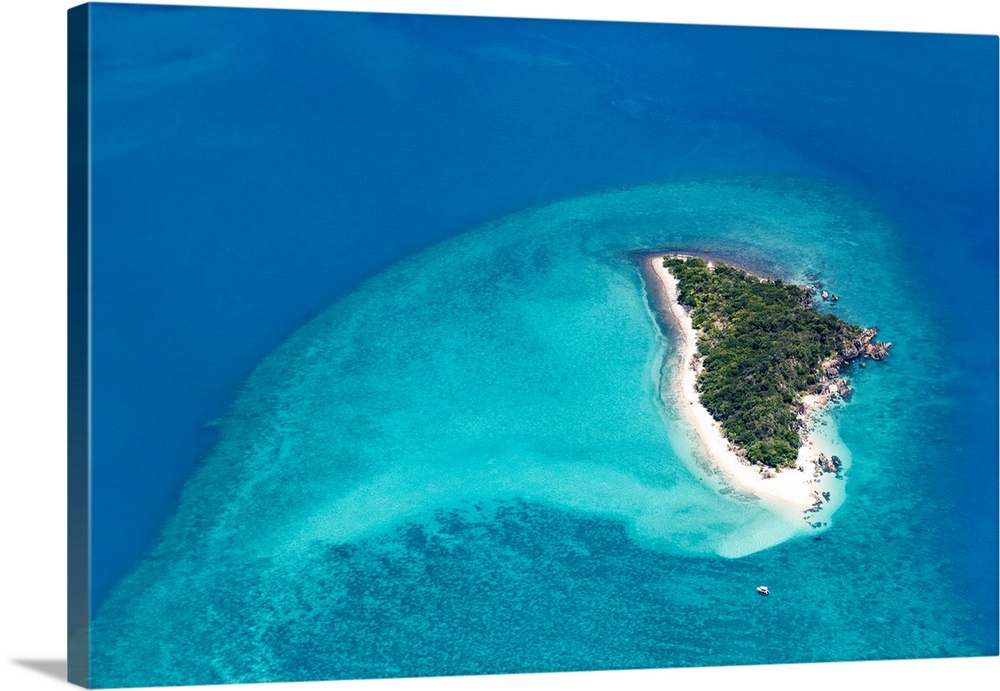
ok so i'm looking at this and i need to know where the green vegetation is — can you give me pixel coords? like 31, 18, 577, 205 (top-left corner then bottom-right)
663, 256, 862, 469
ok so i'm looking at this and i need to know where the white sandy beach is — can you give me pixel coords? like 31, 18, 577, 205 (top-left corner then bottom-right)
646, 255, 846, 515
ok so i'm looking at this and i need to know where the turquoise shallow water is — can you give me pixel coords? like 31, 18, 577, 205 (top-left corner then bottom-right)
89, 177, 995, 686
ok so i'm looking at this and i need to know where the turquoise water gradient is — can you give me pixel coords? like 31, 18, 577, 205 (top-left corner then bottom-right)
89, 178, 994, 686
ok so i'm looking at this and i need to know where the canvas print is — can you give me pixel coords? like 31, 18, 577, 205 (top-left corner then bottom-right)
67, 2, 999, 688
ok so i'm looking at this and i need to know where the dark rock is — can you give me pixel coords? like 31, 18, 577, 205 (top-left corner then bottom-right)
825, 381, 844, 399
816, 454, 844, 474
816, 454, 829, 472
866, 341, 891, 361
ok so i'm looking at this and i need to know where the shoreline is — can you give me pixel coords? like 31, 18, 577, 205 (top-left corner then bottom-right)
641, 254, 846, 516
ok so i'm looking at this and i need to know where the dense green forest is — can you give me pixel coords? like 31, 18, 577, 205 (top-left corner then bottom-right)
663, 256, 862, 469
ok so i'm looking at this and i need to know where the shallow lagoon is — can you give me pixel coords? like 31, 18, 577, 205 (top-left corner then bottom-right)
91, 178, 995, 685
86, 6, 997, 686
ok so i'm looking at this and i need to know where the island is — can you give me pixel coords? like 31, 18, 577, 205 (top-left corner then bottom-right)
641, 254, 891, 514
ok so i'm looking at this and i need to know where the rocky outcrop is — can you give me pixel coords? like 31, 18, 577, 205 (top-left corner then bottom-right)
866, 340, 891, 361
839, 328, 890, 368
815, 453, 843, 474
805, 280, 889, 362
848, 327, 892, 362
829, 379, 852, 399
813, 327, 889, 401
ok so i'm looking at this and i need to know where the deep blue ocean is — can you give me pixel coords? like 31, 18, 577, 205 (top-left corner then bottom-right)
85, 4, 997, 686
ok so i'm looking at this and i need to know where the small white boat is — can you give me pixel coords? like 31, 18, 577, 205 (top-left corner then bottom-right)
756, 586, 770, 596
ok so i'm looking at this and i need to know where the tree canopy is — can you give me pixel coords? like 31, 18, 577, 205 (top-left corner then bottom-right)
664, 256, 861, 469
